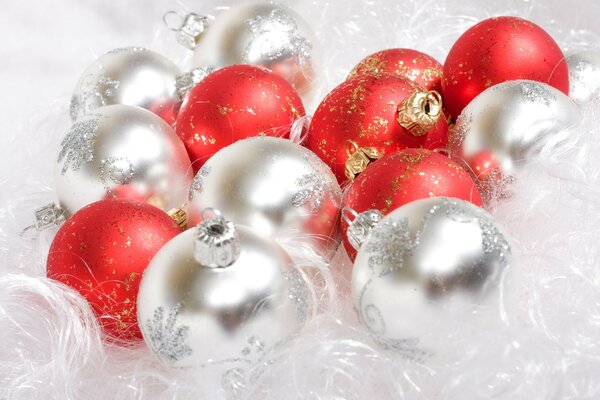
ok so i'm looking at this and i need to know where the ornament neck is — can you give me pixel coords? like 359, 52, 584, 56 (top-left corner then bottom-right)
344, 140, 384, 181
397, 89, 443, 136
163, 11, 209, 50
193, 208, 241, 268
342, 207, 383, 251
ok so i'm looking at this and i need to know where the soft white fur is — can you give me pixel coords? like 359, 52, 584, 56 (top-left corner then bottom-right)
1, 0, 600, 399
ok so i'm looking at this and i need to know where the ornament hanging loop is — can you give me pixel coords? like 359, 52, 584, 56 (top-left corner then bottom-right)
194, 208, 241, 268
342, 206, 383, 251
397, 89, 443, 137
344, 140, 384, 181
163, 11, 209, 50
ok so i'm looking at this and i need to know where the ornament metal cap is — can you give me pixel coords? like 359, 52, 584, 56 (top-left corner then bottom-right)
175, 66, 215, 100
397, 90, 443, 136
167, 207, 188, 230
342, 207, 383, 251
193, 208, 241, 268
344, 140, 384, 181
164, 11, 209, 50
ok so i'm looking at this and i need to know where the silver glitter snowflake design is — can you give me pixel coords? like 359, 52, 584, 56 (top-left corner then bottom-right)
365, 217, 416, 276
282, 266, 308, 322
145, 304, 192, 363
291, 153, 340, 212
99, 157, 135, 192
244, 9, 312, 66
518, 81, 555, 106
189, 165, 211, 200
105, 46, 149, 55
70, 73, 120, 120
57, 116, 102, 174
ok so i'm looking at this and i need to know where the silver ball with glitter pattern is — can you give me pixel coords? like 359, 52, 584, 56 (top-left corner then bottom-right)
54, 104, 192, 215
449, 79, 581, 201
187, 137, 342, 252
351, 197, 511, 354
70, 47, 182, 123
191, 2, 319, 100
566, 51, 600, 107
137, 209, 307, 369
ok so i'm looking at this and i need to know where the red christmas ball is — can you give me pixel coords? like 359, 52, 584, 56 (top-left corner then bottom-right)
442, 16, 569, 120
46, 199, 182, 342
175, 64, 305, 171
341, 148, 482, 260
306, 73, 449, 184
349, 48, 443, 93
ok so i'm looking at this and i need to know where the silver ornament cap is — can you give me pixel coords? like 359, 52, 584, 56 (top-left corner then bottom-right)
342, 207, 383, 251
193, 208, 241, 268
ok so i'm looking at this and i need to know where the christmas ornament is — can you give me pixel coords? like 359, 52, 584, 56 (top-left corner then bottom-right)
46, 199, 183, 341
187, 137, 341, 251
171, 2, 318, 99
566, 51, 600, 107
137, 208, 307, 368
348, 48, 443, 93
306, 73, 448, 183
341, 149, 482, 260
175, 64, 305, 171
55, 104, 192, 215
70, 47, 182, 124
352, 197, 511, 353
442, 16, 569, 120
449, 80, 581, 200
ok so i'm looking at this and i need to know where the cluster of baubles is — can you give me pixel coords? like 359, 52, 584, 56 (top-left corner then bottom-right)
44, 5, 598, 369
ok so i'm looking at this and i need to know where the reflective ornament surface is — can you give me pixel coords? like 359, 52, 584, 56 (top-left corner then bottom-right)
192, 2, 318, 99
70, 47, 182, 124
188, 137, 342, 251
352, 197, 511, 354
449, 80, 581, 200
137, 210, 307, 369
567, 51, 600, 107
55, 104, 193, 215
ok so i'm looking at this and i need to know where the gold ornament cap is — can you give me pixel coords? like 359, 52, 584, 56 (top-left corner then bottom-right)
397, 90, 443, 136
344, 140, 384, 181
167, 207, 188, 230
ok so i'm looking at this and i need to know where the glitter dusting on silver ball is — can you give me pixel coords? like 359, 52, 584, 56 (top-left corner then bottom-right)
137, 214, 307, 369
351, 197, 511, 354
192, 2, 319, 100
566, 51, 600, 107
449, 79, 581, 200
70, 47, 181, 123
187, 137, 342, 252
54, 104, 192, 214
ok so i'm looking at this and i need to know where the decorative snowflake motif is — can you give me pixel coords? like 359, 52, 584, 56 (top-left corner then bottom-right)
291, 153, 340, 212
70, 72, 120, 120
57, 116, 102, 174
105, 46, 149, 55
189, 165, 211, 200
145, 304, 192, 364
281, 265, 308, 322
365, 217, 416, 276
244, 9, 312, 66
99, 157, 135, 192
518, 80, 554, 107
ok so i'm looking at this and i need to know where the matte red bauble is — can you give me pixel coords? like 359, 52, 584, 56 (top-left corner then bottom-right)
46, 199, 182, 342
349, 48, 443, 93
175, 64, 305, 171
341, 148, 482, 260
306, 73, 449, 184
442, 16, 569, 120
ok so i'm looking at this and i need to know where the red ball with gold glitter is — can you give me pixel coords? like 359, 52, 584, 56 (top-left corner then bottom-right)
306, 73, 449, 184
348, 48, 443, 93
341, 148, 482, 260
175, 64, 305, 171
46, 199, 182, 342
442, 16, 569, 120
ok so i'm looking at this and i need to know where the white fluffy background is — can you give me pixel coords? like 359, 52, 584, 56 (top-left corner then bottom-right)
1, 0, 600, 399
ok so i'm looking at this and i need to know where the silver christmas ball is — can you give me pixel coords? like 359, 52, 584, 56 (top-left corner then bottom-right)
54, 104, 192, 215
566, 51, 600, 107
352, 197, 511, 354
192, 2, 318, 100
450, 80, 581, 200
70, 47, 181, 122
137, 210, 307, 368
188, 137, 342, 251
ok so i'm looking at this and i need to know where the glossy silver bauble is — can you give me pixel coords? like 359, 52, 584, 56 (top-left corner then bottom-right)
54, 104, 192, 215
352, 197, 511, 353
192, 2, 319, 100
188, 137, 342, 252
70, 47, 181, 122
566, 51, 600, 107
137, 220, 307, 369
